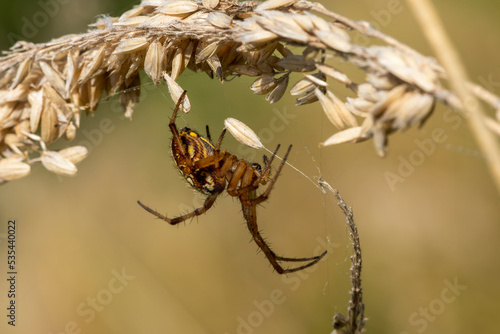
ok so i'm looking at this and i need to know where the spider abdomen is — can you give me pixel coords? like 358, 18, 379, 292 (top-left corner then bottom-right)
171, 127, 226, 195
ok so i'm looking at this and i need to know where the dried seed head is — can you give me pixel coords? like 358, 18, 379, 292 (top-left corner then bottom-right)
144, 40, 164, 84
28, 90, 44, 133
40, 101, 59, 144
321, 126, 364, 147
277, 55, 315, 72
251, 75, 278, 95
368, 46, 437, 92
315, 88, 357, 130
207, 12, 232, 29
314, 63, 352, 85
65, 122, 77, 141
58, 146, 89, 164
196, 41, 219, 64
79, 45, 106, 84
164, 73, 191, 113
266, 74, 289, 104
206, 55, 223, 82
113, 16, 150, 27
345, 97, 374, 115
157, 1, 199, 17
0, 158, 31, 181
171, 47, 185, 81
256, 14, 310, 43
304, 73, 328, 87
118, 6, 144, 21
10, 56, 33, 90
39, 61, 67, 99
257, 0, 296, 11
314, 30, 352, 53
113, 37, 149, 54
295, 89, 319, 106
228, 65, 261, 77
237, 30, 279, 44
202, 0, 219, 10
224, 118, 263, 149
41, 151, 78, 176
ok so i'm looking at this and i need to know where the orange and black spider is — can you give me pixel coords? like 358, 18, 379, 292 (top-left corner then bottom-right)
138, 91, 326, 274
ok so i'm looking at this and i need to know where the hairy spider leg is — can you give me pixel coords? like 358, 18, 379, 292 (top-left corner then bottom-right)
213, 128, 227, 169
242, 192, 327, 274
137, 193, 219, 225
227, 144, 282, 198
242, 144, 292, 207
169, 91, 195, 169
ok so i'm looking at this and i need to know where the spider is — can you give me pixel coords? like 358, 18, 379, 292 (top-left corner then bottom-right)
138, 91, 326, 274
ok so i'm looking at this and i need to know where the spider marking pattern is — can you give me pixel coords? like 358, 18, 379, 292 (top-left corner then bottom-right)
138, 91, 326, 274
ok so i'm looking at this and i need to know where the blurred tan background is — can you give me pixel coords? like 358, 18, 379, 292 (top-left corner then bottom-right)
1, 0, 499, 333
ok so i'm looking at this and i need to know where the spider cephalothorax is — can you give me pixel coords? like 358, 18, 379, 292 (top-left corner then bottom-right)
138, 91, 326, 274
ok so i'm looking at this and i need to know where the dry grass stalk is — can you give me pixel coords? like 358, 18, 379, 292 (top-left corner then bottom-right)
407, 0, 500, 195
0, 0, 499, 184
320, 180, 365, 334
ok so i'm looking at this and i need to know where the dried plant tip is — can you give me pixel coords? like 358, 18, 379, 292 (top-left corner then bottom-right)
58, 146, 89, 164
224, 118, 263, 149
164, 73, 191, 113
257, 0, 296, 11
41, 151, 77, 176
0, 158, 31, 181
113, 37, 149, 54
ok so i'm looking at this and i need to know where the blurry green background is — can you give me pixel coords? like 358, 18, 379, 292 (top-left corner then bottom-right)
1, 0, 499, 333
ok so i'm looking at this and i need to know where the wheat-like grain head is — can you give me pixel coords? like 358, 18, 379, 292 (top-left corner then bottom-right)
0, 0, 499, 184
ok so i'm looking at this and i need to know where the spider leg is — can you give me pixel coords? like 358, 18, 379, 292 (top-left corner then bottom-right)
169, 91, 194, 168
242, 193, 326, 274
226, 146, 282, 198
244, 144, 292, 207
137, 193, 218, 225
